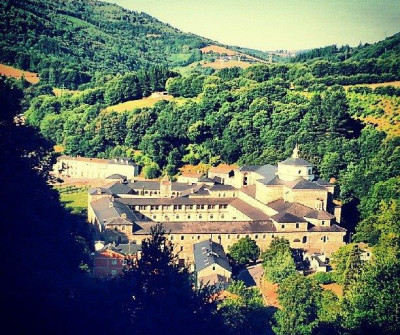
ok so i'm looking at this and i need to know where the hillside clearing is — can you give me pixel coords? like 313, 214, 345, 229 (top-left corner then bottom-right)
200, 44, 268, 64
104, 94, 174, 112
0, 63, 40, 84
344, 81, 400, 90
202, 60, 253, 69
348, 92, 400, 137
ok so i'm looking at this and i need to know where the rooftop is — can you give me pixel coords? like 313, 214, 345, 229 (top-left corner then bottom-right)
193, 240, 232, 272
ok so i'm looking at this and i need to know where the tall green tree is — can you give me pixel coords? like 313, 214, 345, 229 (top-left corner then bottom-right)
273, 274, 322, 335
228, 237, 260, 265
262, 238, 296, 283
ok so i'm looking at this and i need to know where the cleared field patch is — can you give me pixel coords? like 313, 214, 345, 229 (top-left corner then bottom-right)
201, 44, 267, 64
53, 88, 80, 96
104, 94, 173, 112
321, 283, 343, 297
0, 63, 40, 84
344, 81, 400, 90
200, 45, 237, 56
202, 60, 253, 69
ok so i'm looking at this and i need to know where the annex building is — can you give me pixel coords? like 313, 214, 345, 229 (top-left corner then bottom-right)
88, 146, 346, 266
53, 156, 139, 179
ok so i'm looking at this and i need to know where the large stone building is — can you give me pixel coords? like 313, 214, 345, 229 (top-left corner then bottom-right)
53, 155, 139, 179
88, 147, 346, 266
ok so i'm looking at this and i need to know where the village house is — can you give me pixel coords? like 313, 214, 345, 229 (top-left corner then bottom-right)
193, 240, 232, 288
87, 146, 347, 267
92, 241, 141, 278
53, 155, 139, 180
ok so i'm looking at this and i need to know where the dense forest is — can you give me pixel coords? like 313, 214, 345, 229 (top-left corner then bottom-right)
1, 0, 400, 334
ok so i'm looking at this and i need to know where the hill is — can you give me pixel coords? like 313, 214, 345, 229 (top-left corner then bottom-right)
0, 0, 271, 89
0, 0, 212, 88
293, 32, 400, 63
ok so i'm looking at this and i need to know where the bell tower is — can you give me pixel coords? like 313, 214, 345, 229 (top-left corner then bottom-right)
160, 175, 172, 198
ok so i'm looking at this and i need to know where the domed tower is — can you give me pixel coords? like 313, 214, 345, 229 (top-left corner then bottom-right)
277, 145, 315, 181
160, 174, 172, 198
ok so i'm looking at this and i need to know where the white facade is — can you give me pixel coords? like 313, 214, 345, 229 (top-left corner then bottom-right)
53, 156, 139, 179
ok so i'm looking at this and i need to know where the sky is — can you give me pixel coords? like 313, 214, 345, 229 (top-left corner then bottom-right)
112, 0, 400, 51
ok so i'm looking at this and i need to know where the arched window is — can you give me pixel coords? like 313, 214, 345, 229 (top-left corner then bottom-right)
293, 238, 300, 242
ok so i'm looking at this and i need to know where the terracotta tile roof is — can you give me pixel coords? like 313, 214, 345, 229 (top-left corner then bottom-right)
133, 220, 276, 234
209, 164, 238, 173
116, 197, 235, 206
239, 185, 257, 198
229, 198, 270, 221
272, 212, 306, 223
267, 199, 335, 220
309, 224, 346, 232
180, 172, 204, 178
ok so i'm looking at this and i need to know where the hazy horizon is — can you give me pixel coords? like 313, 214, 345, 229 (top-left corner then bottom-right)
112, 0, 400, 51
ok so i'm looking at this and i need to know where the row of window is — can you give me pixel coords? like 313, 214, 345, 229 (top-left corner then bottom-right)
151, 213, 226, 220
134, 204, 229, 211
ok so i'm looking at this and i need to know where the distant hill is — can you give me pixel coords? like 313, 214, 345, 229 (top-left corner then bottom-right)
293, 32, 400, 63
0, 0, 270, 88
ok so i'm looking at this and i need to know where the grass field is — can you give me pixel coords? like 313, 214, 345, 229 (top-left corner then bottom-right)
55, 185, 88, 215
0, 63, 40, 84
104, 94, 174, 112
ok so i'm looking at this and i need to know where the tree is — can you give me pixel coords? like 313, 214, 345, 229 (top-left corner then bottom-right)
228, 237, 260, 265
331, 244, 363, 286
122, 224, 222, 335
218, 280, 272, 335
262, 238, 296, 283
273, 274, 322, 335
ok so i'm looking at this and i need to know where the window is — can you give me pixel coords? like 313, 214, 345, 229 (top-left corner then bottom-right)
171, 236, 174, 240
255, 235, 258, 239
176, 215, 179, 219
197, 236, 200, 240
322, 236, 327, 243
221, 214, 225, 218
208, 205, 215, 209
272, 234, 275, 239
122, 226, 125, 231
237, 235, 240, 239
263, 235, 266, 239
111, 259, 117, 265
187, 215, 191, 219
298, 170, 301, 174
187, 205, 193, 210
111, 270, 118, 276
281, 224, 285, 229
321, 221, 325, 225
181, 236, 184, 240
180, 246, 184, 252
233, 216, 237, 219
199, 214, 202, 219
152, 215, 156, 219
302, 236, 307, 243
227, 235, 230, 239
210, 214, 213, 219
212, 266, 215, 271
296, 223, 299, 229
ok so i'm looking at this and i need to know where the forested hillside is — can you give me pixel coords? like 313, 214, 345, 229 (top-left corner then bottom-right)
0, 0, 211, 88
2, 0, 400, 333
0, 0, 271, 89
